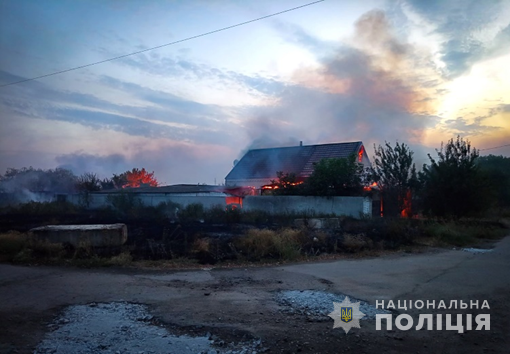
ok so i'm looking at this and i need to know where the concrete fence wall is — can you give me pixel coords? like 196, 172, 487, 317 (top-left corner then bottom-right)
243, 196, 371, 217
67, 193, 228, 210
67, 193, 371, 218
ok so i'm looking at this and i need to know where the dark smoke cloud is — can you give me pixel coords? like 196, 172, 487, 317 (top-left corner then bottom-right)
56, 153, 130, 178
56, 144, 233, 185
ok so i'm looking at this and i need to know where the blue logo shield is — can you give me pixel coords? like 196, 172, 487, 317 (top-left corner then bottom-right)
341, 307, 352, 323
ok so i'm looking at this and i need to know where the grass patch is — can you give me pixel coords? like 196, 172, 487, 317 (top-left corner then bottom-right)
0, 230, 134, 267
341, 233, 374, 252
0, 231, 28, 256
423, 221, 507, 247
235, 228, 305, 261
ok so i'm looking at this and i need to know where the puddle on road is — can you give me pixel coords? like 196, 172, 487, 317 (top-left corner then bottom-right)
462, 248, 493, 254
35, 302, 260, 354
275, 290, 390, 321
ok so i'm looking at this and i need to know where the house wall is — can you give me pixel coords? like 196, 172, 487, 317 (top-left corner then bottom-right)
225, 178, 274, 189
67, 193, 227, 210
68, 193, 371, 218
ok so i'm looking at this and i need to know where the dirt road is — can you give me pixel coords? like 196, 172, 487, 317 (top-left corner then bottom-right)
1, 238, 509, 354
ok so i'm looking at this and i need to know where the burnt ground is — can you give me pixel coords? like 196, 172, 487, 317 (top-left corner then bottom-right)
1, 237, 510, 354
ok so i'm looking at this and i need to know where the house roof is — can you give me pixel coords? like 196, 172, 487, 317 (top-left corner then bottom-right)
225, 141, 365, 181
98, 184, 221, 194
98, 184, 254, 196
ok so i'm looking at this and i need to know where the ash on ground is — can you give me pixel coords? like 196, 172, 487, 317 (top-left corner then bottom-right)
36, 302, 261, 354
275, 290, 390, 321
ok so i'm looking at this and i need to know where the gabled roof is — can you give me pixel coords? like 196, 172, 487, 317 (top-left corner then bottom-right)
226, 141, 365, 180
98, 184, 221, 194
97, 184, 254, 196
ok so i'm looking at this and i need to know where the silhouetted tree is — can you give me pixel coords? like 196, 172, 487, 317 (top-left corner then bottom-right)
76, 173, 102, 192
373, 142, 419, 217
477, 155, 510, 209
304, 154, 365, 196
111, 168, 159, 188
420, 136, 493, 219
270, 171, 304, 195
100, 178, 116, 190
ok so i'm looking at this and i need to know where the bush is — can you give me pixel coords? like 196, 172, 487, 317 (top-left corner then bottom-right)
0, 231, 28, 256
204, 205, 227, 223
192, 237, 210, 253
191, 237, 217, 264
107, 251, 133, 266
424, 221, 507, 246
9, 236, 66, 262
342, 233, 373, 252
28, 238, 66, 259
239, 210, 271, 224
179, 203, 205, 222
420, 136, 494, 219
235, 228, 303, 261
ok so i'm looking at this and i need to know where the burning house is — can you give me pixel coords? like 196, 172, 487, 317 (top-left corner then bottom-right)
225, 141, 371, 190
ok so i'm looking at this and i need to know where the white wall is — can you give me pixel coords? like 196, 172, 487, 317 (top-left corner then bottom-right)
243, 196, 371, 217
68, 193, 227, 210
68, 193, 371, 218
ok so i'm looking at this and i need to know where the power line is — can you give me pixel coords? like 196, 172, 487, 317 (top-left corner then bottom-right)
0, 0, 325, 88
480, 143, 510, 151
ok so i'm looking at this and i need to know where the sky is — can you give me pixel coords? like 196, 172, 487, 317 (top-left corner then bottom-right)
0, 0, 509, 185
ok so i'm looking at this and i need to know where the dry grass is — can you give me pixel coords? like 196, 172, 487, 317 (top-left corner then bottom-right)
0, 231, 28, 256
191, 238, 211, 253
235, 228, 304, 261
423, 222, 507, 247
0, 230, 134, 267
342, 233, 373, 252
107, 251, 133, 266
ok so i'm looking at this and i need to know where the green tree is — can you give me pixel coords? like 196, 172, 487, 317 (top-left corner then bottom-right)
270, 171, 303, 195
420, 136, 493, 219
304, 154, 365, 196
373, 142, 419, 217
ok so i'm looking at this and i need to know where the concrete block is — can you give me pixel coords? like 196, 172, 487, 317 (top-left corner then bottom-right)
30, 224, 127, 248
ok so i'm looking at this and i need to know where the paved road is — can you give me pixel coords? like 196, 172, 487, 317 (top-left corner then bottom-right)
1, 237, 509, 353
281, 237, 510, 302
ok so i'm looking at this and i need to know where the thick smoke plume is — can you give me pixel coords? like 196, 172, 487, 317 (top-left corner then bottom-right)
245, 10, 442, 155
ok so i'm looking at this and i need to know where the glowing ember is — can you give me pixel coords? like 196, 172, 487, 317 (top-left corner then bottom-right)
400, 190, 412, 217
363, 182, 378, 191
261, 181, 303, 190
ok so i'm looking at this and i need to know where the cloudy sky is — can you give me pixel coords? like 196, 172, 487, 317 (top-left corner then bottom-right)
1, 0, 509, 185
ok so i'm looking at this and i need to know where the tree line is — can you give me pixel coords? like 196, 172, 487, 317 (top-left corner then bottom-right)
270, 136, 510, 219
